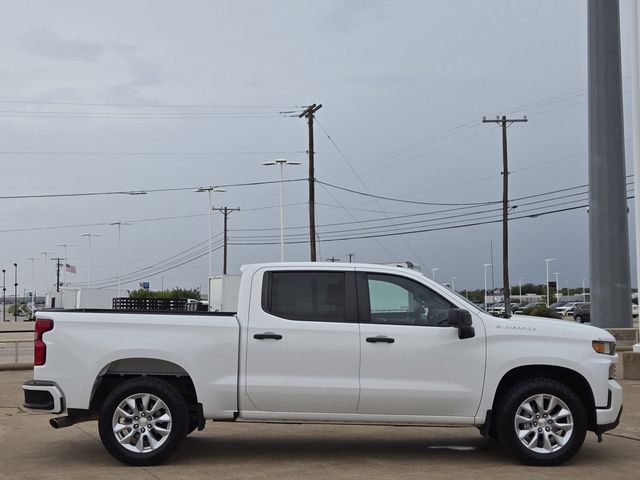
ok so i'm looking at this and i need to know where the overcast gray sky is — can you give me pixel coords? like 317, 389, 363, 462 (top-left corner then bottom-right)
0, 0, 637, 295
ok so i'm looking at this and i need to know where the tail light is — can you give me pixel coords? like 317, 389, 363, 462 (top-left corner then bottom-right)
34, 318, 54, 366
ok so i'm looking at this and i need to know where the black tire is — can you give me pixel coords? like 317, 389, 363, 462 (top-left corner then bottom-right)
98, 376, 189, 466
495, 378, 587, 466
575, 315, 582, 323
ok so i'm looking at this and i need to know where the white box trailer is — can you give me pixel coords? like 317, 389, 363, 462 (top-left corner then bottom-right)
208, 275, 241, 312
46, 288, 119, 309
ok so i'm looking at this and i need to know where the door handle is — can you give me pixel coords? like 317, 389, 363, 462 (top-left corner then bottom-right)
366, 336, 395, 344
253, 332, 283, 340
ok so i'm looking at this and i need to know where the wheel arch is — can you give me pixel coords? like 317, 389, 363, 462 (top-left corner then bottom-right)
89, 358, 199, 415
486, 365, 596, 436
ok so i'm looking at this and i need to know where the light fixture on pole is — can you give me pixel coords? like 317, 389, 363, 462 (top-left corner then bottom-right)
483, 263, 492, 309
81, 233, 101, 288
553, 272, 561, 302
110, 222, 130, 298
545, 258, 555, 306
431, 267, 440, 281
195, 187, 226, 277
261, 159, 302, 261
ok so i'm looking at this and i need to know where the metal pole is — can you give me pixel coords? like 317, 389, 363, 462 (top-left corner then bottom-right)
546, 259, 550, 306
279, 162, 285, 262
13, 263, 18, 321
519, 277, 523, 300
2, 269, 5, 322
117, 223, 122, 298
588, 0, 632, 328
208, 189, 213, 277
483, 263, 491, 309
631, 0, 640, 341
554, 272, 561, 302
583, 278, 587, 302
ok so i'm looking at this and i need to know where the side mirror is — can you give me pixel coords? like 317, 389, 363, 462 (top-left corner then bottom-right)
448, 308, 475, 339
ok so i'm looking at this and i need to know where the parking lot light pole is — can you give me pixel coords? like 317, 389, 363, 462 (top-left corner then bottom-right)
483, 263, 492, 308
1, 269, 5, 322
13, 263, 18, 321
545, 258, 555, 306
432, 267, 440, 282
582, 278, 587, 302
451, 277, 456, 291
518, 277, 524, 300
554, 272, 561, 302
195, 187, 226, 277
261, 159, 301, 261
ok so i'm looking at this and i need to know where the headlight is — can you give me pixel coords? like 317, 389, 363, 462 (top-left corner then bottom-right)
592, 340, 616, 355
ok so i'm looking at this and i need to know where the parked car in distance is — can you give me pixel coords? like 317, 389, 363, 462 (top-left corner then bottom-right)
573, 303, 591, 323
515, 302, 545, 314
549, 301, 568, 310
556, 302, 580, 317
633, 303, 639, 318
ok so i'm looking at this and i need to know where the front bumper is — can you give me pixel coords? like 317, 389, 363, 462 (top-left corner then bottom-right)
595, 379, 623, 429
23, 380, 65, 414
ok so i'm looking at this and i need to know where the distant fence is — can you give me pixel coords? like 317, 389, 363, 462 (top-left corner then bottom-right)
112, 298, 190, 311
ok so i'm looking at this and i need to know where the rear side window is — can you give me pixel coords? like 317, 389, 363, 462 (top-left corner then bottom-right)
264, 271, 346, 322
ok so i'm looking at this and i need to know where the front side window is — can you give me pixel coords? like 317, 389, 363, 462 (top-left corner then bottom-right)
367, 274, 452, 326
265, 271, 346, 322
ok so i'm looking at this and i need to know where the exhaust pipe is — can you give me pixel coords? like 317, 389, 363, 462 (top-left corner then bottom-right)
49, 416, 78, 429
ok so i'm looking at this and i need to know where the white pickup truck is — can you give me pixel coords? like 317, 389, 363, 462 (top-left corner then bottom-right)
23, 262, 622, 467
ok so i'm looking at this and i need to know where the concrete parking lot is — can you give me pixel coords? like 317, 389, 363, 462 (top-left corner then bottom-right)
0, 370, 639, 480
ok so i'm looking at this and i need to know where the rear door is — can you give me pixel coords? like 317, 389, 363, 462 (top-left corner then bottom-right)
244, 267, 360, 415
357, 270, 486, 419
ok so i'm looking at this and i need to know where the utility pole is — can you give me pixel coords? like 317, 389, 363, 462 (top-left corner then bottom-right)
1, 269, 6, 322
299, 103, 322, 262
348, 253, 355, 263
53, 258, 63, 293
482, 115, 528, 316
213, 207, 240, 275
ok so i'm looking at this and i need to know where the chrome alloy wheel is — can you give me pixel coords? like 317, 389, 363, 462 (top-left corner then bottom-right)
112, 393, 173, 453
514, 393, 574, 454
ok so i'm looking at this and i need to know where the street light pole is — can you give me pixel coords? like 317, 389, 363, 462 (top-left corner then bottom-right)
110, 222, 130, 298
451, 277, 456, 291
27, 257, 36, 313
195, 187, 226, 277
583, 278, 587, 302
262, 159, 302, 261
545, 258, 555, 306
1, 269, 5, 322
13, 263, 18, 321
432, 267, 440, 282
81, 233, 101, 287
518, 277, 524, 300
553, 272, 561, 302
483, 263, 492, 309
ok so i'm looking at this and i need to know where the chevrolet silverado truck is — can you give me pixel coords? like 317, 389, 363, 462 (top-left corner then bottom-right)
22, 262, 622, 466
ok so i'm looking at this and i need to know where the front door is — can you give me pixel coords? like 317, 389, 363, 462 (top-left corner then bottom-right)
357, 271, 486, 419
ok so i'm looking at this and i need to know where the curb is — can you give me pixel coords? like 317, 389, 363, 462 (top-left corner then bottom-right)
0, 363, 33, 371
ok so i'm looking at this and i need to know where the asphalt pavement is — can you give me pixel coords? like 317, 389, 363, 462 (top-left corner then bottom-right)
0, 370, 639, 480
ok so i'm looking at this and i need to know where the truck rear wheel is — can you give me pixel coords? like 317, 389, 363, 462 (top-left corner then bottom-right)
495, 378, 587, 466
98, 376, 189, 466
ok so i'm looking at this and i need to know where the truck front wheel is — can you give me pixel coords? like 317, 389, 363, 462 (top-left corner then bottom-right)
495, 378, 587, 466
98, 376, 189, 466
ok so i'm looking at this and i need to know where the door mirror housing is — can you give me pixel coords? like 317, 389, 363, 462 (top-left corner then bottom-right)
448, 308, 475, 339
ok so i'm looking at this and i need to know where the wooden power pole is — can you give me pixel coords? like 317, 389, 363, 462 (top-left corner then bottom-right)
213, 207, 239, 274
482, 115, 527, 316
299, 103, 322, 262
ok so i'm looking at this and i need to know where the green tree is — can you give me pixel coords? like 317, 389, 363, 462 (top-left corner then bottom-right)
129, 288, 201, 301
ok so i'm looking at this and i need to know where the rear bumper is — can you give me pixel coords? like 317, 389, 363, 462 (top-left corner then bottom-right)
595, 379, 623, 429
22, 380, 64, 414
